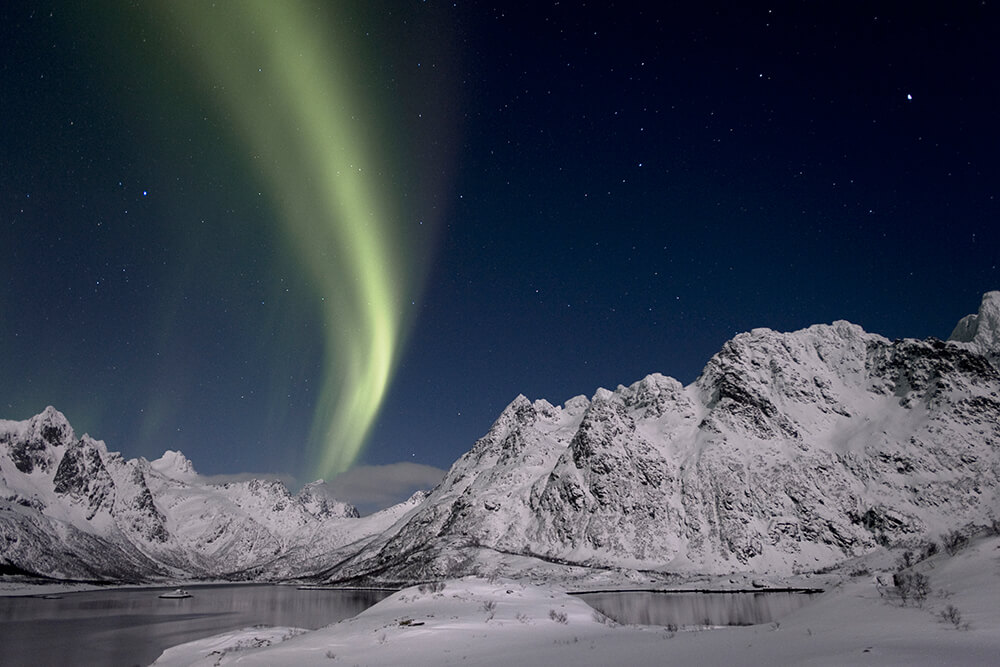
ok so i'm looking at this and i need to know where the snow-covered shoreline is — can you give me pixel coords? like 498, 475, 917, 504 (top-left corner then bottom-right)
152, 535, 1000, 666
0, 573, 825, 598
0, 577, 260, 598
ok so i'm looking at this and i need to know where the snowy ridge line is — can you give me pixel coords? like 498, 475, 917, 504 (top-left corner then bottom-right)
2, 291, 1000, 587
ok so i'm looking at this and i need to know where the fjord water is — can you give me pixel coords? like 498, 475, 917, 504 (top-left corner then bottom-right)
0, 584, 391, 667
577, 590, 820, 627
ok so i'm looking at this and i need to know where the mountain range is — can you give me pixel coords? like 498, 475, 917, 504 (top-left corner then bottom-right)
0, 412, 416, 581
2, 291, 998, 584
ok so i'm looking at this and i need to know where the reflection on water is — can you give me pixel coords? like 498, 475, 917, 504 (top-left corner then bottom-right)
577, 590, 819, 627
0, 585, 391, 667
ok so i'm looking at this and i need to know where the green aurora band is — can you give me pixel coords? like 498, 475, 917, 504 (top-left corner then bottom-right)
162, 2, 411, 478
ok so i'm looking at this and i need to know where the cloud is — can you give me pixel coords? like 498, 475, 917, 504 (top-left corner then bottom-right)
325, 462, 446, 515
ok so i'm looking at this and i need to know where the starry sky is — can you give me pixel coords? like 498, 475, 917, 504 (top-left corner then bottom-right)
2, 2, 998, 493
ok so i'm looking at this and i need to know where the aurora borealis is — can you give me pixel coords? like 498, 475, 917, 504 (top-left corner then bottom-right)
2, 0, 455, 482
159, 1, 412, 477
2, 2, 998, 496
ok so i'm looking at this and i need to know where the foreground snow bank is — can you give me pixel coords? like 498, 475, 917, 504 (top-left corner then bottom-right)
155, 626, 309, 665
155, 538, 1000, 665
153, 578, 627, 666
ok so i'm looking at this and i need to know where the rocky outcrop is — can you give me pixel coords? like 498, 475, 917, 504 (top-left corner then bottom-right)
297, 480, 361, 520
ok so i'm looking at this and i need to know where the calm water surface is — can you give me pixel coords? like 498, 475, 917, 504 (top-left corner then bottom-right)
577, 590, 820, 627
0, 584, 392, 667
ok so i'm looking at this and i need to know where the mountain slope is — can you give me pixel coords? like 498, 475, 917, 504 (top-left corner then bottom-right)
322, 292, 1000, 583
0, 412, 380, 581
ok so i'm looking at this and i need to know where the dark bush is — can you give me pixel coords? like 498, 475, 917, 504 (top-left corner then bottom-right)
893, 571, 930, 606
938, 604, 969, 629
939, 604, 962, 626
943, 530, 969, 556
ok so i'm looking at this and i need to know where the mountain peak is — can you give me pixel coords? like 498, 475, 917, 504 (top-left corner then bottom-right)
949, 291, 999, 341
30, 406, 76, 444
948, 291, 1000, 366
296, 479, 359, 518
149, 449, 198, 480
0, 407, 76, 474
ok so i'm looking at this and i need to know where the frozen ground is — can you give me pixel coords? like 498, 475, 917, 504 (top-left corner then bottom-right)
154, 535, 1000, 666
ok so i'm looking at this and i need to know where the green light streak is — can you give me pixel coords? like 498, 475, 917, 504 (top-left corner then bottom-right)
163, 1, 405, 477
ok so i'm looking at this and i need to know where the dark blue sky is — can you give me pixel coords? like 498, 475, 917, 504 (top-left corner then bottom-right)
2, 1, 997, 481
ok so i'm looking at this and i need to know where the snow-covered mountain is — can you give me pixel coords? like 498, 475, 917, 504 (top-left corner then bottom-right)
322, 292, 1000, 584
4, 292, 999, 585
0, 413, 396, 582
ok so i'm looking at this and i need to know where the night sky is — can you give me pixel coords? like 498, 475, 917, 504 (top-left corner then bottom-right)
2, 2, 998, 494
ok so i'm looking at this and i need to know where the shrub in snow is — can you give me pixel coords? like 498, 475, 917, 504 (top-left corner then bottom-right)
940, 604, 962, 626
549, 609, 568, 624
591, 610, 616, 626
943, 529, 969, 555
939, 604, 970, 630
418, 582, 446, 594
898, 542, 938, 570
893, 571, 930, 606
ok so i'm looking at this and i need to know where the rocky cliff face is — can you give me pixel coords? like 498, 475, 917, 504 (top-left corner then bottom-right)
324, 292, 1000, 583
0, 412, 377, 582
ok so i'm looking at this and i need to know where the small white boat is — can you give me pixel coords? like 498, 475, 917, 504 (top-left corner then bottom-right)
158, 588, 193, 599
